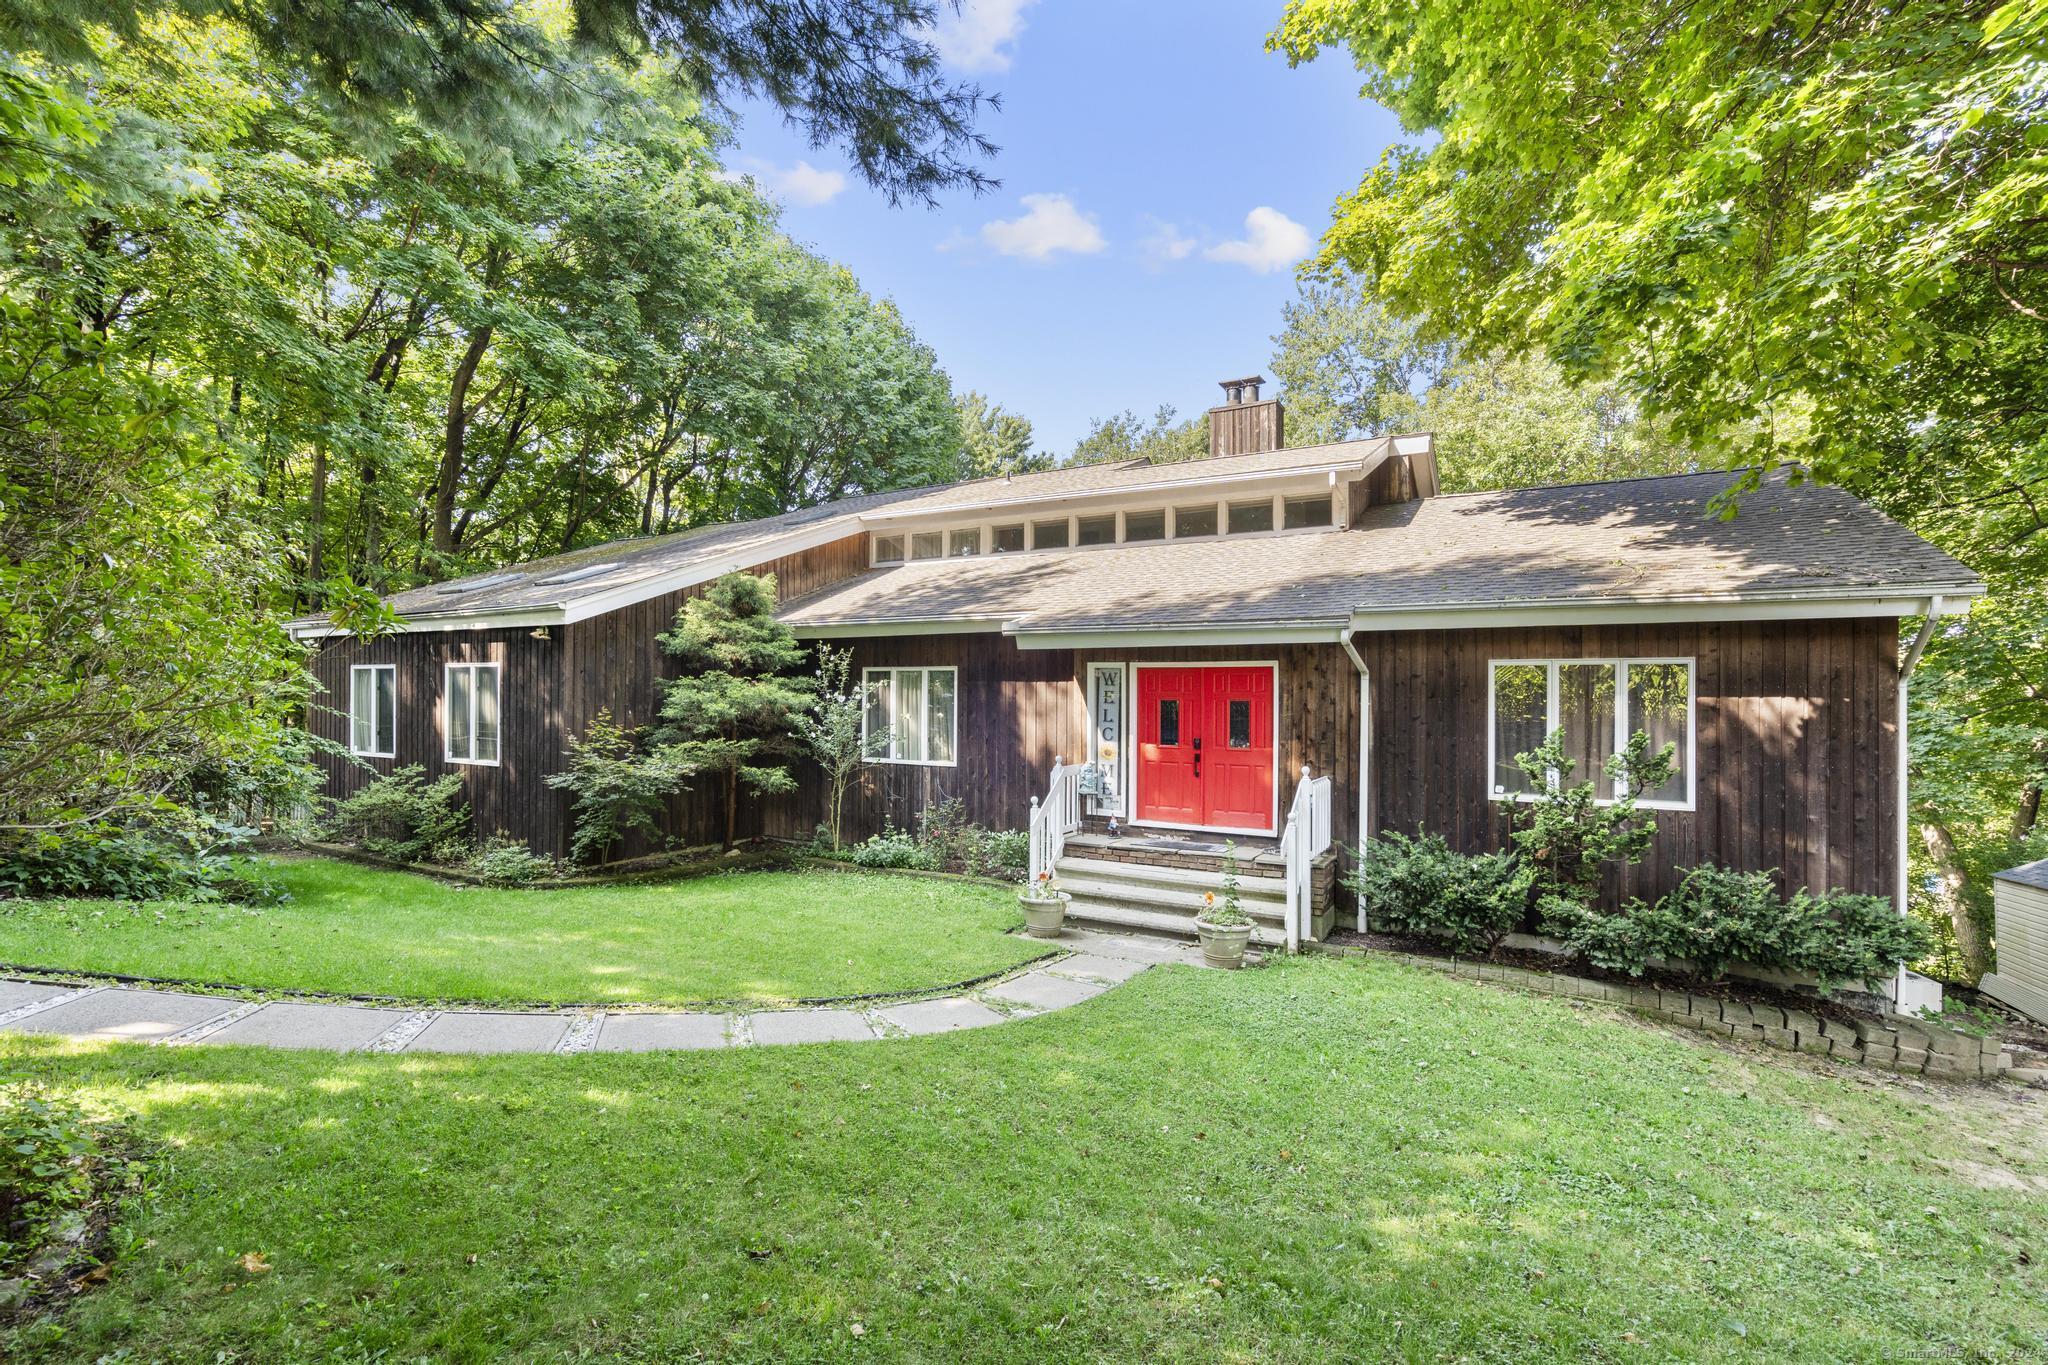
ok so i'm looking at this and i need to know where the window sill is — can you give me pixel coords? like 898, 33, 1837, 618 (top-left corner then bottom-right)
1487, 791, 1694, 813
446, 756, 502, 768
862, 757, 958, 769
350, 749, 397, 760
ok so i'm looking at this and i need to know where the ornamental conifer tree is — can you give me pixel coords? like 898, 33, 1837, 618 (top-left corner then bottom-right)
653, 572, 813, 851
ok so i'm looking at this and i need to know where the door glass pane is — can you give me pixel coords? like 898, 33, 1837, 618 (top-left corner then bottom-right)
1228, 699, 1251, 748
1227, 500, 1274, 534
897, 669, 926, 762
1032, 519, 1069, 549
1158, 698, 1179, 746
1076, 514, 1117, 545
991, 523, 1024, 552
375, 668, 396, 754
862, 674, 892, 758
910, 532, 944, 560
474, 668, 500, 763
873, 535, 904, 563
925, 670, 956, 764
448, 667, 472, 759
1123, 510, 1166, 541
1558, 663, 1617, 797
1626, 662, 1690, 804
949, 528, 980, 556
1492, 664, 1546, 795
1283, 495, 1333, 529
1173, 504, 1217, 537
351, 670, 374, 752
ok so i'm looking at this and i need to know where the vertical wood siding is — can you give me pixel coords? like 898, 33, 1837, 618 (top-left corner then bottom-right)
306, 532, 870, 857
1354, 619, 1900, 903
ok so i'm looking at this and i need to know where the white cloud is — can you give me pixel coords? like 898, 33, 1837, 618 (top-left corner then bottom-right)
1138, 217, 1197, 268
732, 157, 848, 207
1203, 206, 1312, 274
977, 193, 1106, 260
930, 0, 1037, 73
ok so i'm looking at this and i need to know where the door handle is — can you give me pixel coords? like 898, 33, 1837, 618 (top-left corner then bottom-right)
1192, 735, 1201, 777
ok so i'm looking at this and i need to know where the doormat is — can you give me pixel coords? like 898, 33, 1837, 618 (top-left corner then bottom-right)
1136, 838, 1228, 854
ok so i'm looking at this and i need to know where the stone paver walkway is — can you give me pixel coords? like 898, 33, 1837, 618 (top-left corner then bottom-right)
0, 926, 1224, 1055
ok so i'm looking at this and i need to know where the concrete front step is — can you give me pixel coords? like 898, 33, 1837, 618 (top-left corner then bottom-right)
1055, 872, 1287, 924
1059, 896, 1289, 947
1054, 856, 1286, 904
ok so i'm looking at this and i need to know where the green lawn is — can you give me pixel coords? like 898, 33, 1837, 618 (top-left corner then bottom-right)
0, 858, 1045, 1006
4, 956, 2043, 1362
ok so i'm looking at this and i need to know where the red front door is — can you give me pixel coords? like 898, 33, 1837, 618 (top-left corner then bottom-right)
1134, 666, 1276, 832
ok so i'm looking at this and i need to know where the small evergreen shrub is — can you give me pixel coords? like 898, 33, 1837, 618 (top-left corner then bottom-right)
464, 835, 557, 886
1558, 864, 1936, 986
975, 828, 1030, 874
1347, 829, 1535, 956
325, 765, 469, 862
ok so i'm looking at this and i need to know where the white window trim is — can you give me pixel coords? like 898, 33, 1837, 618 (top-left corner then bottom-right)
1485, 657, 1696, 811
443, 661, 503, 767
867, 490, 1345, 565
349, 664, 397, 759
861, 666, 959, 768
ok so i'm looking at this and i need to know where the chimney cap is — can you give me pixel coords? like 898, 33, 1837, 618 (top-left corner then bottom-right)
1217, 375, 1266, 392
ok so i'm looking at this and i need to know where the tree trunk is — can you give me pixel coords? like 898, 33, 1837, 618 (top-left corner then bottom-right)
2010, 737, 2048, 849
723, 766, 738, 852
1918, 811, 1988, 982
305, 440, 328, 592
434, 322, 494, 556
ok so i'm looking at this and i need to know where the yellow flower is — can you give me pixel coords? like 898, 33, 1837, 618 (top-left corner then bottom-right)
1203, 891, 1215, 906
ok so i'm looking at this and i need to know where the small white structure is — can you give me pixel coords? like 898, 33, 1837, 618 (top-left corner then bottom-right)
1984, 857, 2048, 1025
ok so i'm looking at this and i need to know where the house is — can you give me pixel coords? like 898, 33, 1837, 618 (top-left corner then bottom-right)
291, 376, 1981, 1005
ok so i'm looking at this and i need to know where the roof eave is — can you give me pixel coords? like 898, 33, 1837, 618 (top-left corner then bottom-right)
1345, 584, 1983, 633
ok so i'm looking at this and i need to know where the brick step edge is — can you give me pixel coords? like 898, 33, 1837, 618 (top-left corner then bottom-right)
1306, 942, 2014, 1083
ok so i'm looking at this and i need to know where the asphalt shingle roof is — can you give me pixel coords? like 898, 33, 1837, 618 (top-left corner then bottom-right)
777, 468, 1980, 633
1995, 859, 2048, 893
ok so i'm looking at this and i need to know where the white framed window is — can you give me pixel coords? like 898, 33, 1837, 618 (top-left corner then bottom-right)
873, 534, 905, 564
349, 664, 396, 758
861, 666, 957, 766
444, 661, 501, 766
1487, 658, 1694, 809
949, 528, 981, 557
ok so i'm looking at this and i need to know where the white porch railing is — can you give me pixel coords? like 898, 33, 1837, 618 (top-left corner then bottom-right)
1027, 756, 1085, 886
1280, 765, 1334, 952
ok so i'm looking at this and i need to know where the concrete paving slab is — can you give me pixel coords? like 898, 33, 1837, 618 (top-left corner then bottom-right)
747, 1009, 875, 1045
0, 980, 81, 1012
1045, 953, 1152, 984
985, 972, 1107, 1013
406, 1011, 572, 1054
594, 1013, 729, 1052
1059, 929, 1190, 965
877, 996, 1006, 1035
7, 988, 236, 1042
203, 1001, 410, 1051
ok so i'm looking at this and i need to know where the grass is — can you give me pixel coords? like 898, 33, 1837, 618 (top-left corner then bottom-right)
3, 956, 2043, 1362
0, 857, 1045, 1007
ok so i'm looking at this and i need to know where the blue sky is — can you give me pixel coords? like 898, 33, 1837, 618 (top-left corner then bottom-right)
725, 1, 1406, 455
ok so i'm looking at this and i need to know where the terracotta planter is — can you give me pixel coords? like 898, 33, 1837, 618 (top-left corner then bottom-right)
1020, 891, 1070, 939
1195, 917, 1254, 969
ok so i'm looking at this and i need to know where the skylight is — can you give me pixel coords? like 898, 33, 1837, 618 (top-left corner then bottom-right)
535, 562, 619, 587
433, 572, 526, 596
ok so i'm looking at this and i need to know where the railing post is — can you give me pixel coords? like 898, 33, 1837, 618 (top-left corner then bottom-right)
1028, 794, 1042, 882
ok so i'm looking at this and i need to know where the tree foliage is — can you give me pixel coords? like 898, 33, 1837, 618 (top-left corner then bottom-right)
955, 390, 1047, 479
654, 573, 813, 851
3, 0, 997, 201
1069, 404, 1207, 466
793, 644, 865, 853
1278, 0, 2048, 977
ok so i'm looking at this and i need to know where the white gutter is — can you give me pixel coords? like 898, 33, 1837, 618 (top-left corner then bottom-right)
1340, 628, 1371, 932
1893, 596, 1946, 1017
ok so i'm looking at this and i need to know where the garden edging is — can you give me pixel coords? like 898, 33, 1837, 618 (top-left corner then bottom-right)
1309, 941, 2015, 1081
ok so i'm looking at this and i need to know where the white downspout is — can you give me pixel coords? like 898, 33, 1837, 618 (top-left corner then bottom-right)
1893, 597, 1944, 1017
1341, 627, 1371, 932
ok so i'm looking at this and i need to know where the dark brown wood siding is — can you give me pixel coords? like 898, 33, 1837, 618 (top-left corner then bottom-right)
1354, 619, 1900, 904
306, 532, 871, 856
760, 636, 1365, 851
